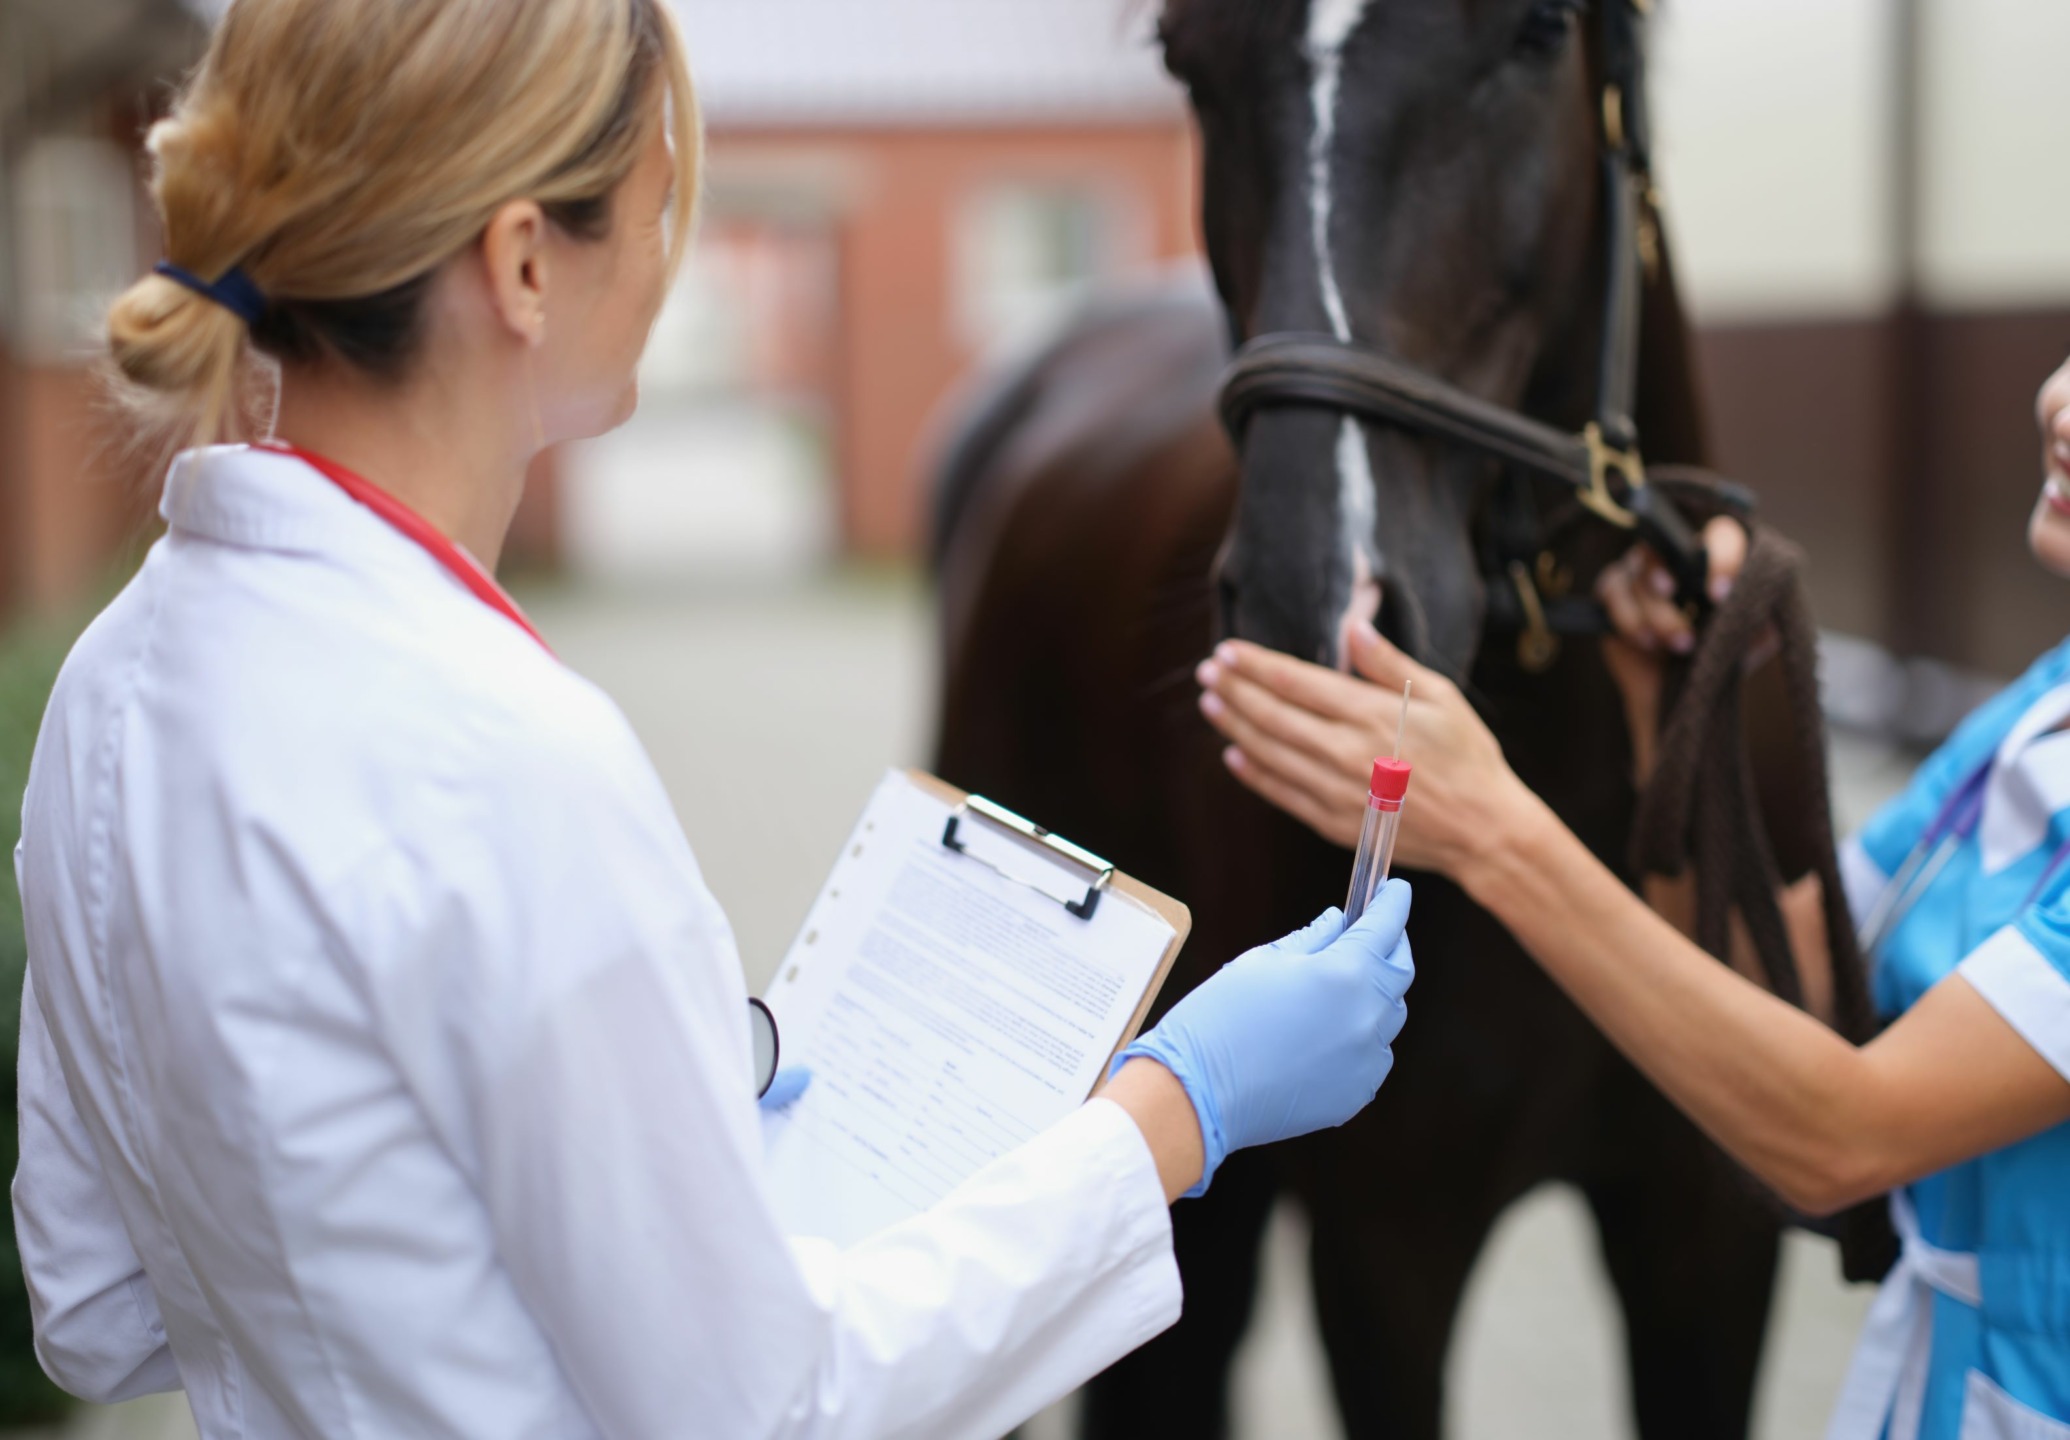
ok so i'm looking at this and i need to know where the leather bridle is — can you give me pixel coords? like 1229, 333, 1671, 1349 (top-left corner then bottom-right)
1216, 0, 1716, 672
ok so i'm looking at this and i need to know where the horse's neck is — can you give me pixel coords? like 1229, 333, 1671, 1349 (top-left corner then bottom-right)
1630, 233, 1710, 467
1524, 217, 1709, 469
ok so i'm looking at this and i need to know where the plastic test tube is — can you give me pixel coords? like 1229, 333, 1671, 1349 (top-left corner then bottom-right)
1344, 680, 1415, 925
1344, 757, 1413, 924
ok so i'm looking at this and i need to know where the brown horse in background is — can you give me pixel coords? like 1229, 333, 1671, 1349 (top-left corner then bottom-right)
933, 2, 1803, 1435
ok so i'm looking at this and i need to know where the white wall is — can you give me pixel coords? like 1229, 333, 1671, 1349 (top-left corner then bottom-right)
1650, 0, 2070, 323
1917, 0, 2070, 309
1651, 0, 1898, 322
10, 134, 138, 362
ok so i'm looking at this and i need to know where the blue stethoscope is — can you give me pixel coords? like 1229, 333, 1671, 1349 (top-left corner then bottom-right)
1858, 756, 2070, 957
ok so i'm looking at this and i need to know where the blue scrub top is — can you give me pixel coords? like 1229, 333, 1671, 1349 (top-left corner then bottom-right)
1843, 634, 2070, 1439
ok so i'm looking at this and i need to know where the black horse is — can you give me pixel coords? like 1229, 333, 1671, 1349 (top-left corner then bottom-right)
934, 2, 1793, 1434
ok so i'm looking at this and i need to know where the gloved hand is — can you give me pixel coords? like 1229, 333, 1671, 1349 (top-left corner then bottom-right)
759, 1068, 812, 1111
758, 1067, 812, 1149
1114, 880, 1413, 1197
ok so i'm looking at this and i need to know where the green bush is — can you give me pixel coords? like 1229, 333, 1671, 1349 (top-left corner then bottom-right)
0, 617, 86, 1424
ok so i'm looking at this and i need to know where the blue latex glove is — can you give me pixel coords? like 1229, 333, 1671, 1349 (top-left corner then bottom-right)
1114, 880, 1413, 1197
759, 1067, 812, 1111
757, 1067, 813, 1150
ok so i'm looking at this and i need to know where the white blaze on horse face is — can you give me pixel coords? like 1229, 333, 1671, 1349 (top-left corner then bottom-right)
1334, 424, 1381, 669
1307, 0, 1382, 664
1305, 0, 1369, 344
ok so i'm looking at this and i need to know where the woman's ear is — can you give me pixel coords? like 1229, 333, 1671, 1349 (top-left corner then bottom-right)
480, 199, 551, 347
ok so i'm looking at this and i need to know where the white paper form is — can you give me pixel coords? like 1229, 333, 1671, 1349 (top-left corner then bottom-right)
761, 771, 1175, 1247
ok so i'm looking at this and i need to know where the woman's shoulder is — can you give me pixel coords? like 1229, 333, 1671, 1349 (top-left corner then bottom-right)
2017, 632, 2070, 696
1854, 637, 2070, 873
1926, 636, 2070, 777
1961, 886, 2070, 1086
369, 625, 658, 824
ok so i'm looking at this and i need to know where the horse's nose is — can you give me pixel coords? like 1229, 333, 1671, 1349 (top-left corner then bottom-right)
1221, 407, 1352, 662
1332, 552, 1383, 672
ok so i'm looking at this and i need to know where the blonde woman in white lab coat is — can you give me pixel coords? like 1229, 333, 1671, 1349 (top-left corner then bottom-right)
9, 1, 1418, 1436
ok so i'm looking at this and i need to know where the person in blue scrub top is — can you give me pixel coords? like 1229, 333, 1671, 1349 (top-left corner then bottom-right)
1194, 357, 2070, 1439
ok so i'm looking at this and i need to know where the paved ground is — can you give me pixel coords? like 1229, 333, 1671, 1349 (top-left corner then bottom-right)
55, 573, 1916, 1440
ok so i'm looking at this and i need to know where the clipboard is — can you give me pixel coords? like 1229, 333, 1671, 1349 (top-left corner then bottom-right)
903, 770, 1190, 1084
759, 769, 1191, 1245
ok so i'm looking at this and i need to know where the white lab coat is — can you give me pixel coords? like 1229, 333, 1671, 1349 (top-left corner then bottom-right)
11, 445, 1181, 1438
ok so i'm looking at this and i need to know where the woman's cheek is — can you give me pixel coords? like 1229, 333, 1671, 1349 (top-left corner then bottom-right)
2040, 360, 2070, 428
2031, 493, 2070, 578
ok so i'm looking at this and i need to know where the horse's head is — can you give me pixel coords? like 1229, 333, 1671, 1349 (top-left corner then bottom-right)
1161, 0, 1610, 674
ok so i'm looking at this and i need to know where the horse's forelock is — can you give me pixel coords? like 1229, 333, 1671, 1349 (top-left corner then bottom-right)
1156, 0, 1294, 46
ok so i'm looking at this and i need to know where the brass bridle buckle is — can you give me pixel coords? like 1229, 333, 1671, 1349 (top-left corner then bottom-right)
1507, 560, 1560, 674
1579, 422, 1644, 530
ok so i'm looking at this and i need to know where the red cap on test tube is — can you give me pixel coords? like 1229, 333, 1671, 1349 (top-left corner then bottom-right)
1368, 758, 1412, 811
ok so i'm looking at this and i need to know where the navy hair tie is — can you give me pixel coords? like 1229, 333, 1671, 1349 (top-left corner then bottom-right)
154, 261, 268, 328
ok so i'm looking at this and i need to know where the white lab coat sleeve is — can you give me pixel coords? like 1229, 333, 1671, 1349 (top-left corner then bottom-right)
374, 705, 1180, 1440
779, 1098, 1179, 1438
11, 961, 179, 1403
472, 883, 1178, 1440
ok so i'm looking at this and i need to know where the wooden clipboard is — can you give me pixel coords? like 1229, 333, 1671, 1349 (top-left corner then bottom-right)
903, 769, 1191, 1094
760, 769, 1196, 1243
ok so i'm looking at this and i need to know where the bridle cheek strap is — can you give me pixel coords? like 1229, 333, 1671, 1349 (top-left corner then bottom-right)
1214, 0, 1716, 620
1218, 331, 1712, 614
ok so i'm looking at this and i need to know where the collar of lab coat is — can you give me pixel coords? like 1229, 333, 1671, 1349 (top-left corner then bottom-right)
159, 444, 440, 567
158, 442, 550, 680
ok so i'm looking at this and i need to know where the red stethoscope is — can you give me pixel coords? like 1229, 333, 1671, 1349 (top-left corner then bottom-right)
259, 440, 783, 1098
258, 440, 553, 651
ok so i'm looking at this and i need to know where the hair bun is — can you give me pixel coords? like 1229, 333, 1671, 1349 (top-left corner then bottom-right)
106, 0, 701, 458
106, 270, 250, 449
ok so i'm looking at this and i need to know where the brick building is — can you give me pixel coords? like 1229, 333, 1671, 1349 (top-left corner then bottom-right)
0, 0, 1196, 612
0, 0, 208, 618
7, 0, 2068, 700
570, 0, 1198, 573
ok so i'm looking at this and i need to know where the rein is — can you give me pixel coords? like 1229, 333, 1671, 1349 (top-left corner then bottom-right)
1632, 505, 1898, 1281
1214, 0, 1899, 1282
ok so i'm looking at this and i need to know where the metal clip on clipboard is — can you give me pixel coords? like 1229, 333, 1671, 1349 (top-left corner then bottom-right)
941, 795, 1115, 921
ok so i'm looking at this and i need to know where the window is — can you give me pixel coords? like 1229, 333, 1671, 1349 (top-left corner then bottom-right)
13, 137, 139, 363
954, 182, 1140, 353
564, 212, 841, 579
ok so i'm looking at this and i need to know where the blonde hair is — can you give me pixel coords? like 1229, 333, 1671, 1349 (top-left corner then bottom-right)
108, 0, 700, 450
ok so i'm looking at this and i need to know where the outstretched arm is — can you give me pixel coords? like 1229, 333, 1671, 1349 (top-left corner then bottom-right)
1216, 631, 2070, 1216
1454, 769, 2070, 1213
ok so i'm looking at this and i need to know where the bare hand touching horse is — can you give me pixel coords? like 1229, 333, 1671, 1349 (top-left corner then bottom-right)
1197, 514, 1748, 853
